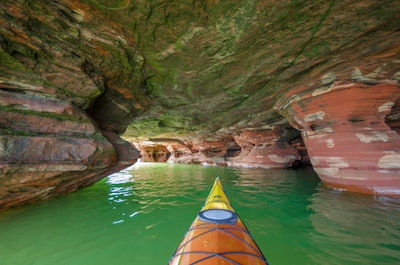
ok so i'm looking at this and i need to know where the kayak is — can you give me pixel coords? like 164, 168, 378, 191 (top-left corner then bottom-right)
169, 177, 269, 265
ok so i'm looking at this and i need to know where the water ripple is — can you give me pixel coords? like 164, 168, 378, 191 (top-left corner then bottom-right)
0, 163, 399, 265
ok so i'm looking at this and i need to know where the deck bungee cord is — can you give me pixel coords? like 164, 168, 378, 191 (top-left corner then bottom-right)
168, 177, 269, 265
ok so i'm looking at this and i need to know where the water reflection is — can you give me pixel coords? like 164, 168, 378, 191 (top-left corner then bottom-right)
106, 166, 137, 224
308, 186, 400, 264
105, 163, 400, 264
129, 162, 212, 207
1, 162, 399, 265
226, 167, 323, 264
105, 163, 213, 225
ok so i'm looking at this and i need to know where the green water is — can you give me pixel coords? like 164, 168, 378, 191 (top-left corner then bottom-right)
1, 163, 399, 265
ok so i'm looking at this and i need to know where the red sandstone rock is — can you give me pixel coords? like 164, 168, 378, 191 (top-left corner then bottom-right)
227, 130, 300, 168
135, 132, 302, 168
1, 0, 400, 209
276, 81, 400, 196
136, 141, 170, 162
165, 141, 194, 163
0, 90, 140, 210
101, 130, 140, 165
0, 135, 117, 210
136, 139, 228, 166
186, 139, 229, 166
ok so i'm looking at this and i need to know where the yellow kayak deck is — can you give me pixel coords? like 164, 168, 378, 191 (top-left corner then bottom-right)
169, 177, 268, 265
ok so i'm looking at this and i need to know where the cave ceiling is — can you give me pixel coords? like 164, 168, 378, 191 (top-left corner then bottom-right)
1, 0, 400, 142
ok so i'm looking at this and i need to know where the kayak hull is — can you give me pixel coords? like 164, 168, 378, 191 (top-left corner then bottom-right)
169, 178, 268, 265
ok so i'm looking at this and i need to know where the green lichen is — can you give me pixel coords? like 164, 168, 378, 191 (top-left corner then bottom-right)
0, 128, 36, 137
0, 48, 33, 73
0, 127, 106, 140
0, 105, 87, 123
85, 0, 130, 11
125, 114, 197, 140
95, 41, 133, 73
304, 40, 331, 58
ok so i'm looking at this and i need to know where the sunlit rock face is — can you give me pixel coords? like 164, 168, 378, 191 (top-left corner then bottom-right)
136, 141, 171, 162
1, 0, 400, 209
137, 138, 231, 165
136, 129, 307, 168
227, 129, 300, 168
276, 81, 400, 196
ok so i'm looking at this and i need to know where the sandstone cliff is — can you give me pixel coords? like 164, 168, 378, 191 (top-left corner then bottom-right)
1, 0, 399, 209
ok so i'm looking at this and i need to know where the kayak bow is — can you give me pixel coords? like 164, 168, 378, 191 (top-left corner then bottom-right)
169, 177, 268, 265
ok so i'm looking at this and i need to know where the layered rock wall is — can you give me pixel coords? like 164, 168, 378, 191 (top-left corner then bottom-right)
0, 0, 142, 210
227, 130, 300, 168
136, 129, 307, 168
1, 0, 400, 209
0, 90, 118, 209
276, 80, 400, 196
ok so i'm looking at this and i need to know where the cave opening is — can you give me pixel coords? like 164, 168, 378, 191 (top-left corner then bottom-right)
225, 140, 241, 158
289, 137, 311, 168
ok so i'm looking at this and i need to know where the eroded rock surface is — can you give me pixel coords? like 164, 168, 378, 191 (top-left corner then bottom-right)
0, 90, 119, 209
228, 129, 300, 168
1, 0, 400, 208
276, 81, 400, 196
0, 0, 143, 209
